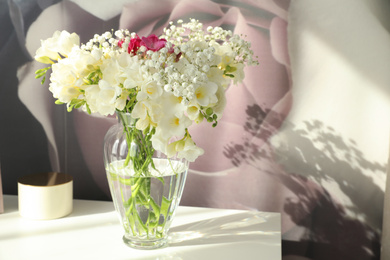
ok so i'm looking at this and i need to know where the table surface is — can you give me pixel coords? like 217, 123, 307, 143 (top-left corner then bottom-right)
0, 195, 281, 260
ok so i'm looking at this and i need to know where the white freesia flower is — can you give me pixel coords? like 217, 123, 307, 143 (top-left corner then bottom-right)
35, 30, 80, 64
194, 81, 218, 107
214, 43, 234, 57
230, 62, 245, 84
132, 100, 148, 120
84, 80, 117, 115
177, 137, 205, 162
84, 84, 101, 113
151, 131, 204, 162
50, 83, 79, 103
132, 100, 162, 130
211, 85, 227, 119
100, 57, 123, 87
49, 62, 79, 103
67, 48, 102, 73
150, 129, 170, 155
141, 81, 163, 100
99, 80, 118, 104
157, 111, 192, 140
207, 67, 230, 89
186, 103, 201, 121
48, 46, 104, 106
114, 87, 127, 111
123, 62, 147, 89
159, 91, 184, 115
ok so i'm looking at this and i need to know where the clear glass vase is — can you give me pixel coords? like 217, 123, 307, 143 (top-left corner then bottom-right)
103, 112, 189, 249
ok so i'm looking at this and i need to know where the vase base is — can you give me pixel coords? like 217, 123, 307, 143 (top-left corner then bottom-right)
123, 235, 167, 250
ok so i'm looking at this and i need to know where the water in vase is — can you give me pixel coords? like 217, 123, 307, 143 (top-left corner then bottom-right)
106, 158, 188, 249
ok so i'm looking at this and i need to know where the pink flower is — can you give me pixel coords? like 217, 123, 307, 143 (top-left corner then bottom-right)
128, 35, 142, 54
118, 35, 142, 55
140, 34, 167, 52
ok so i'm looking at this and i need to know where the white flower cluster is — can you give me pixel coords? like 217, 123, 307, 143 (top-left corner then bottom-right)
34, 19, 258, 162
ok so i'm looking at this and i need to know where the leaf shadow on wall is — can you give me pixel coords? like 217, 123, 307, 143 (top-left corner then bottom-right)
223, 104, 385, 260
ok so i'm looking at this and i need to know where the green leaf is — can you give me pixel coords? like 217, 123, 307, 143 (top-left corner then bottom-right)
160, 196, 171, 219
35, 67, 51, 84
85, 103, 92, 114
149, 198, 160, 217
74, 103, 82, 109
73, 100, 85, 109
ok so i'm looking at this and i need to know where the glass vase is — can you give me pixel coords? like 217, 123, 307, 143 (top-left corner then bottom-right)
103, 112, 189, 249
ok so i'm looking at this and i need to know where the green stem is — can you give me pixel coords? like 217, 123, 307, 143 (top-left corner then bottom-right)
116, 112, 168, 238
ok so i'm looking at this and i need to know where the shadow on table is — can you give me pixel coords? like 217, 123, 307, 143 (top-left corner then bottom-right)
168, 211, 280, 247
131, 212, 280, 260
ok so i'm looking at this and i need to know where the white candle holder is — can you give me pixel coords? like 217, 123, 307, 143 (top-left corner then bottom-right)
18, 172, 73, 220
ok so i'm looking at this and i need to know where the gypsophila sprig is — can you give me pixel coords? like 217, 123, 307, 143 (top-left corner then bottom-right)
34, 19, 258, 162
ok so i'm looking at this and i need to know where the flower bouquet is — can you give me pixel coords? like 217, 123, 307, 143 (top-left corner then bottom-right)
35, 19, 257, 249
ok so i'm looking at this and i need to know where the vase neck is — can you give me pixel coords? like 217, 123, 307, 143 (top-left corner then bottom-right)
116, 111, 135, 127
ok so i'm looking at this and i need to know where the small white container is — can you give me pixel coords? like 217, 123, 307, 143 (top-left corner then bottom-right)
18, 172, 73, 220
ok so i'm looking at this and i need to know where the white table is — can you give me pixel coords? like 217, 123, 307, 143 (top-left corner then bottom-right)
0, 195, 281, 260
